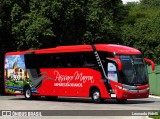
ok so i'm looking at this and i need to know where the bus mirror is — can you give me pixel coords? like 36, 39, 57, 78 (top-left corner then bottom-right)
106, 58, 122, 71
144, 58, 155, 71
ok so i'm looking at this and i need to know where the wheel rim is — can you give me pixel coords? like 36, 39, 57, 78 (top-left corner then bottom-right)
93, 91, 100, 100
26, 89, 31, 98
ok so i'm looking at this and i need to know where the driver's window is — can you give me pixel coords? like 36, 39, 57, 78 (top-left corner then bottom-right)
108, 62, 118, 82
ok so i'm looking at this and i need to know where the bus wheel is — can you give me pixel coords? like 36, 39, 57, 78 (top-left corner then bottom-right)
91, 89, 102, 103
116, 98, 127, 103
45, 96, 57, 101
24, 87, 32, 100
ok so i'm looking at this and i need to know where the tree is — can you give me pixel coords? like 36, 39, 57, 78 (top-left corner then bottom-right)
11, 1, 55, 50
9, 0, 126, 49
141, 0, 160, 7
83, 0, 125, 44
121, 0, 160, 63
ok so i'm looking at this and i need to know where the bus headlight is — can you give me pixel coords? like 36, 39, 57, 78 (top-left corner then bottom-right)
122, 88, 128, 91
116, 85, 123, 89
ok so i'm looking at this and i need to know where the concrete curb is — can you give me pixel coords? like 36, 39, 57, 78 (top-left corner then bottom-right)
149, 95, 160, 99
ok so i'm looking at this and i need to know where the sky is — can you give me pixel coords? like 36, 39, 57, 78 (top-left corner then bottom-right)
122, 0, 140, 4
5, 55, 26, 70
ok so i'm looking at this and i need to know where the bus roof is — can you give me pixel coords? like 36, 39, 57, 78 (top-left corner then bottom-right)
95, 44, 141, 54
5, 44, 141, 55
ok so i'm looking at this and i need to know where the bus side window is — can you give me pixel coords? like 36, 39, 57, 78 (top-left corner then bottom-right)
34, 52, 99, 69
25, 54, 38, 69
107, 62, 118, 82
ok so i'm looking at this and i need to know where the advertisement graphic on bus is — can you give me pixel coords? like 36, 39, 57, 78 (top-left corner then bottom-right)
4, 55, 38, 94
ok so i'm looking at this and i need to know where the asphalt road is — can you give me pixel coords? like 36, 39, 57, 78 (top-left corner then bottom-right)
0, 95, 159, 119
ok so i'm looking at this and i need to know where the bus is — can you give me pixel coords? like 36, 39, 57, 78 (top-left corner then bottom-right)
4, 44, 155, 103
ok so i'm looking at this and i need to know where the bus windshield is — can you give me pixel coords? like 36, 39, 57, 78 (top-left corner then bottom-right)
119, 55, 148, 86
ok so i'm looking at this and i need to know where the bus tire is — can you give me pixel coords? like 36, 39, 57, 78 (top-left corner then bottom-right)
24, 87, 32, 100
91, 88, 102, 103
45, 96, 58, 101
116, 98, 127, 103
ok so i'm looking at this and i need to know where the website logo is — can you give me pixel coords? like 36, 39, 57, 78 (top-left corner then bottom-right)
2, 111, 12, 116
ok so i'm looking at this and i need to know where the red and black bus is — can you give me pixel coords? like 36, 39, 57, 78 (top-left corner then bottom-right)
4, 44, 154, 103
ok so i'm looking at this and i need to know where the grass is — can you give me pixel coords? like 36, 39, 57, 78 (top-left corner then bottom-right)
149, 116, 160, 119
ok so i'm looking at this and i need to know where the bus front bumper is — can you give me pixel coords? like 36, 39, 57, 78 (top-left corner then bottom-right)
115, 85, 149, 99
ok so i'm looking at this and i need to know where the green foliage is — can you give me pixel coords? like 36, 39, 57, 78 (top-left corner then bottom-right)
1, 0, 125, 50
121, 0, 160, 63
149, 114, 160, 119
141, 0, 160, 8
11, 1, 55, 50
12, 13, 55, 49
0, 19, 2, 27
84, 0, 124, 44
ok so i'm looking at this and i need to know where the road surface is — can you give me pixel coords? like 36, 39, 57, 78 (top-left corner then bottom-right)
0, 95, 159, 119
